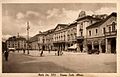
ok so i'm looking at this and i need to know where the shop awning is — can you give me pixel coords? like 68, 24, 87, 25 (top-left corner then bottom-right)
68, 44, 77, 49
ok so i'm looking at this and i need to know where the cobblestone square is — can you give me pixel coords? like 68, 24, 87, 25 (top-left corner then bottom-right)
2, 51, 116, 73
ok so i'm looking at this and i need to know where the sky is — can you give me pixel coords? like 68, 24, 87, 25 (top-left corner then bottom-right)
2, 3, 117, 41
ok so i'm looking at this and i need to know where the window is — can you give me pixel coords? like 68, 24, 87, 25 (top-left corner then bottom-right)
91, 20, 93, 24
81, 32, 83, 36
81, 22, 83, 25
96, 29, 98, 34
103, 27, 105, 34
112, 22, 115, 31
109, 27, 111, 32
89, 30, 91, 36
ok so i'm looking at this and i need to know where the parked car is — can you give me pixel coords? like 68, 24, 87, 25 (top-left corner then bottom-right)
8, 48, 16, 52
88, 49, 100, 54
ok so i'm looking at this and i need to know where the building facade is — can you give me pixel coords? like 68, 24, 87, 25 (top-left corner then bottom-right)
6, 36, 26, 50
76, 11, 101, 52
86, 12, 117, 53
30, 11, 117, 54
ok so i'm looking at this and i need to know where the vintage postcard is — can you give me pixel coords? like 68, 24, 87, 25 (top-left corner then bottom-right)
0, 0, 120, 77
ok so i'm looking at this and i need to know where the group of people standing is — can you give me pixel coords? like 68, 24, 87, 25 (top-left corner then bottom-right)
55, 49, 63, 56
2, 46, 64, 61
39, 49, 63, 57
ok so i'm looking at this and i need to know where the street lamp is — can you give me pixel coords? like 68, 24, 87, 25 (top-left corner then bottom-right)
27, 21, 30, 54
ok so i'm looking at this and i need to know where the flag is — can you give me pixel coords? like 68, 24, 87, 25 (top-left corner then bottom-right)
27, 21, 30, 30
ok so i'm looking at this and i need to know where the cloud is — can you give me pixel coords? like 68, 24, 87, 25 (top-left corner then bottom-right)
2, 34, 12, 42
2, 6, 116, 41
16, 11, 40, 20
2, 15, 26, 39
46, 8, 80, 24
26, 11, 40, 17
16, 12, 25, 19
47, 8, 60, 19
85, 7, 117, 16
61, 8, 80, 22
95, 7, 117, 15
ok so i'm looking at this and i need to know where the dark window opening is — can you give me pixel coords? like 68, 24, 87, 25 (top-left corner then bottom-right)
89, 31, 91, 36
103, 27, 105, 34
109, 27, 111, 32
112, 22, 115, 31
81, 32, 83, 36
96, 29, 98, 34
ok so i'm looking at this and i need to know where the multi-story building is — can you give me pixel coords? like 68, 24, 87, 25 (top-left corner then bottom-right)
86, 12, 117, 53
37, 31, 48, 50
6, 36, 26, 50
66, 22, 77, 51
29, 33, 42, 50
76, 11, 101, 52
43, 29, 54, 50
31, 11, 117, 54
52, 24, 69, 51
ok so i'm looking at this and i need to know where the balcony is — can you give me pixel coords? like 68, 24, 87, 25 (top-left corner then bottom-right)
105, 31, 117, 36
53, 40, 66, 44
76, 36, 84, 40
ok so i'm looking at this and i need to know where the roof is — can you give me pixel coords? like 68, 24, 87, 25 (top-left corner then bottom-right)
6, 36, 26, 41
86, 12, 117, 29
76, 15, 101, 21
67, 21, 77, 28
16, 37, 26, 40
29, 33, 42, 42
54, 24, 69, 31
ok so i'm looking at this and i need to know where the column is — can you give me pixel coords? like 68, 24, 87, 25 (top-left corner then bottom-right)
83, 39, 87, 52
105, 39, 108, 53
65, 43, 67, 51
77, 23, 80, 36
77, 23, 80, 52
92, 41, 94, 50
106, 38, 111, 53
77, 43, 80, 52
99, 41, 102, 53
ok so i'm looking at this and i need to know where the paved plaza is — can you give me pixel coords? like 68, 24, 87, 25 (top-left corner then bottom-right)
2, 50, 116, 73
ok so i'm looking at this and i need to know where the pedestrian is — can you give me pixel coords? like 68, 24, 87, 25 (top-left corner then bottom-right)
60, 51, 63, 56
83, 47, 86, 52
40, 50, 43, 57
23, 49, 25, 54
58, 49, 60, 56
48, 49, 50, 53
4, 50, 9, 61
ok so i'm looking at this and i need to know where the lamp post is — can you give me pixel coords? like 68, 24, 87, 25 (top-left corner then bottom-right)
27, 21, 30, 54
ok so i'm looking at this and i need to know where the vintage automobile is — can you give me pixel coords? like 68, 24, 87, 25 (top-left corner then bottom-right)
88, 49, 100, 54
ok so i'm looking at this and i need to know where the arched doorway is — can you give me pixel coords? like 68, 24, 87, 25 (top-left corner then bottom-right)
94, 40, 99, 50
87, 40, 92, 51
87, 44, 92, 50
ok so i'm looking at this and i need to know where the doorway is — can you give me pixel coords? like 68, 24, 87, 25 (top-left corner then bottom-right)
111, 38, 116, 53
